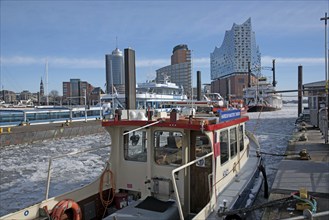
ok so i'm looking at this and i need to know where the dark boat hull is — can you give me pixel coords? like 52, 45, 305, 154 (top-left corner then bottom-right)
247, 105, 281, 112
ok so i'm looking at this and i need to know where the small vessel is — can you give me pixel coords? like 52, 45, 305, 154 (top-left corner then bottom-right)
243, 76, 282, 112
0, 104, 263, 219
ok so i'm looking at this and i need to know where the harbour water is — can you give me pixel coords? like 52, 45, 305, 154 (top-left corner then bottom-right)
0, 104, 298, 217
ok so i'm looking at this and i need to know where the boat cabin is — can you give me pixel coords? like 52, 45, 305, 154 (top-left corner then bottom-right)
101, 108, 251, 219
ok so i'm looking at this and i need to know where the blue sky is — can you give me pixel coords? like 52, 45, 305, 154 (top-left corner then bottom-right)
1, 0, 328, 96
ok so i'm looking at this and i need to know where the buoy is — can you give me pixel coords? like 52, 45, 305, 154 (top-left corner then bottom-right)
51, 199, 82, 220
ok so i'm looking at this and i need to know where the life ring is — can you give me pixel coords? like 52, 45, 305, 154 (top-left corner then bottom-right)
51, 199, 82, 220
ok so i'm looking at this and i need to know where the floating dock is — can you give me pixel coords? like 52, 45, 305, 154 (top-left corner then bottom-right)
262, 123, 329, 219
0, 120, 105, 147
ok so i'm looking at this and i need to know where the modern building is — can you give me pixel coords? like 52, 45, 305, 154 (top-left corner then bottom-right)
156, 44, 192, 97
210, 18, 260, 98
62, 79, 94, 105
105, 48, 125, 94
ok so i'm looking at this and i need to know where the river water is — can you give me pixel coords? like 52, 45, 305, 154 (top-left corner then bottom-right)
0, 104, 298, 217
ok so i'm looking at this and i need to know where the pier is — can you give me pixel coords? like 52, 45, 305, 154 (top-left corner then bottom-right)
0, 120, 105, 147
262, 123, 329, 219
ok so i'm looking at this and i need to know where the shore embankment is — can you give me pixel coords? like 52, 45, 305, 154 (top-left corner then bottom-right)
0, 120, 105, 147
262, 123, 329, 219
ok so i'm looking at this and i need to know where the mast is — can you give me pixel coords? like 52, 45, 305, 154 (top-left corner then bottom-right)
45, 58, 49, 105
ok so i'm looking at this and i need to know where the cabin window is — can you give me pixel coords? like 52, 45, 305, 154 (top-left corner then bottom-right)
154, 131, 183, 166
124, 130, 147, 162
195, 135, 211, 168
220, 130, 229, 165
230, 128, 237, 158
239, 125, 244, 152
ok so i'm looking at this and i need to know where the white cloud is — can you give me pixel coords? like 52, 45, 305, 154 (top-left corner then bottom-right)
0, 56, 103, 68
193, 57, 210, 68
0, 56, 41, 65
136, 58, 170, 68
0, 56, 210, 69
2, 55, 324, 71
262, 56, 324, 66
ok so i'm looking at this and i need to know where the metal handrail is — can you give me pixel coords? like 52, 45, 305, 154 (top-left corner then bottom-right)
171, 152, 213, 220
45, 145, 110, 199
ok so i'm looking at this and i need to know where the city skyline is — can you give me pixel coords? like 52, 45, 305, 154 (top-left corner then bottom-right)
1, 0, 328, 96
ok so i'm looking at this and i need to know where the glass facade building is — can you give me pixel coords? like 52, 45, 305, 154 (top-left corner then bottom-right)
210, 18, 261, 80
105, 48, 124, 94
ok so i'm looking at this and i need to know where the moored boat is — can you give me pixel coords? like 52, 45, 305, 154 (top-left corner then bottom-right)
0, 105, 263, 220
243, 76, 282, 112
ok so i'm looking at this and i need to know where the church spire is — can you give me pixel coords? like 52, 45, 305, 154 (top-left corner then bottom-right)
40, 77, 44, 97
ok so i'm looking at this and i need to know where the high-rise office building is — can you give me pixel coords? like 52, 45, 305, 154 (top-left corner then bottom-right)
156, 44, 192, 97
105, 48, 125, 94
210, 18, 260, 98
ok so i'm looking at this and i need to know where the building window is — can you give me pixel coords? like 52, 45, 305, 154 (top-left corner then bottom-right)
124, 130, 147, 162
154, 131, 183, 166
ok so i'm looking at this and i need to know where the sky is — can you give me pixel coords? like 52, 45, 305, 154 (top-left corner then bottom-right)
1, 0, 328, 96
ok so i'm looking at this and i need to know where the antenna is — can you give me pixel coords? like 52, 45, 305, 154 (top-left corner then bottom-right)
116, 36, 118, 49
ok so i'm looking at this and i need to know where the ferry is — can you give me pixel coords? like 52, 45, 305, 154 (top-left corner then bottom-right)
101, 78, 187, 113
0, 105, 263, 220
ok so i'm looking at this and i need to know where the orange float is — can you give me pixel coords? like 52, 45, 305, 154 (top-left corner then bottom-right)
51, 199, 82, 220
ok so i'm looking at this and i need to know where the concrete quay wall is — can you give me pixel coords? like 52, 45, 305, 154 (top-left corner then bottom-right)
0, 121, 106, 147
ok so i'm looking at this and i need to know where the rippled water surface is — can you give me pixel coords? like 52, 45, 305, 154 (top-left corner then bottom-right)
0, 104, 298, 217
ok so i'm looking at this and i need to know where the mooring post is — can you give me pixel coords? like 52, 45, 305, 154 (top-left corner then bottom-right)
298, 65, 303, 117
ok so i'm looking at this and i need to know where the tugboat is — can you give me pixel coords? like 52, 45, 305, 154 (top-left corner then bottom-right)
0, 105, 263, 220
0, 48, 263, 220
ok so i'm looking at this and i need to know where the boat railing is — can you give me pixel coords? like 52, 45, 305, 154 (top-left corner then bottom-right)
45, 144, 110, 199
171, 152, 213, 219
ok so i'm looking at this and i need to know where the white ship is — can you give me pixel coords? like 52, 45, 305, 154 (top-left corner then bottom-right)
243, 76, 282, 112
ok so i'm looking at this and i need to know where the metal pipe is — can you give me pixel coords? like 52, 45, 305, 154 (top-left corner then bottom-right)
23, 112, 27, 124
272, 59, 276, 87
320, 13, 329, 136
84, 89, 87, 122
45, 158, 52, 199
248, 62, 251, 88
44, 145, 110, 200
197, 71, 202, 101
321, 13, 328, 83
123, 120, 162, 136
